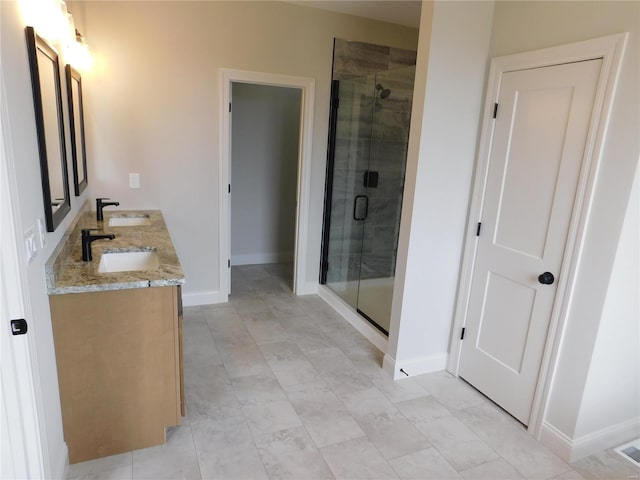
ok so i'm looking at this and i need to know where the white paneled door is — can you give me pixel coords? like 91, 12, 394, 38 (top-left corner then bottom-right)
1, 80, 45, 478
459, 59, 602, 425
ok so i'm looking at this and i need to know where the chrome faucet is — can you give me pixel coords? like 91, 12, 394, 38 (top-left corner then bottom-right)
81, 229, 115, 261
96, 198, 120, 221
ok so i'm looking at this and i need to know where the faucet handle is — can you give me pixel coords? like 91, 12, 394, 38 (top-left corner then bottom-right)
81, 228, 100, 236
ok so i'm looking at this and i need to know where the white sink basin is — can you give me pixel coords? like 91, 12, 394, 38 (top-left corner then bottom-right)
98, 250, 160, 273
108, 216, 151, 227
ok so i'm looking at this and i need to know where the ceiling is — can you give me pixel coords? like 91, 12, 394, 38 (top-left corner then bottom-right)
289, 1, 422, 29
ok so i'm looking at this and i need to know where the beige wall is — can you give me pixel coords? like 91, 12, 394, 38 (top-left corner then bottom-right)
576, 169, 639, 443
489, 0, 639, 457
76, 1, 418, 303
490, 1, 639, 56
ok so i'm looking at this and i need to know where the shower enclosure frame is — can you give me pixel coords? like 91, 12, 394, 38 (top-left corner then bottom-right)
320, 79, 340, 286
320, 83, 389, 336
320, 66, 415, 337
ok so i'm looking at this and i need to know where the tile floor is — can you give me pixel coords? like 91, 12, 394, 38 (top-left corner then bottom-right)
67, 264, 639, 480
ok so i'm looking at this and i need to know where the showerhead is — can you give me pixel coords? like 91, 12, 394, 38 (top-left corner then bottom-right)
375, 83, 391, 99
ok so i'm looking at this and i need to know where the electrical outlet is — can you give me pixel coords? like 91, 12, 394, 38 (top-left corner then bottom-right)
129, 173, 140, 189
24, 228, 37, 264
37, 217, 46, 248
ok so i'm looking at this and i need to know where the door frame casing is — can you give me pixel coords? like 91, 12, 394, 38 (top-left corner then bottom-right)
219, 69, 315, 297
447, 33, 628, 438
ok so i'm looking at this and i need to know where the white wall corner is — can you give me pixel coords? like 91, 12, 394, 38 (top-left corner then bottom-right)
182, 290, 228, 307
382, 354, 397, 378
539, 421, 574, 463
540, 418, 640, 463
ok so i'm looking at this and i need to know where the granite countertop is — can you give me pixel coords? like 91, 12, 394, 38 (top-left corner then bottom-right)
46, 207, 185, 295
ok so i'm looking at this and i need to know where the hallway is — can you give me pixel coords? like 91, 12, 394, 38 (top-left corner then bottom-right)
66, 264, 636, 479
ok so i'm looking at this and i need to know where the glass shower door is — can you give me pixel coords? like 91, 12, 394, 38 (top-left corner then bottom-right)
324, 74, 374, 309
322, 65, 415, 335
356, 66, 416, 334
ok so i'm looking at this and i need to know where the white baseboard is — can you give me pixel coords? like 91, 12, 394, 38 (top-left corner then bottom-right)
540, 417, 640, 462
182, 290, 228, 306
53, 442, 68, 480
231, 252, 293, 266
317, 285, 388, 353
295, 281, 318, 296
383, 352, 448, 379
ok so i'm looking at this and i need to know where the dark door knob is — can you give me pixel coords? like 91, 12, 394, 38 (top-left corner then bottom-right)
538, 272, 555, 285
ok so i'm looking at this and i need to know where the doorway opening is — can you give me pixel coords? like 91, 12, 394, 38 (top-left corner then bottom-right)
229, 82, 301, 293
220, 70, 315, 299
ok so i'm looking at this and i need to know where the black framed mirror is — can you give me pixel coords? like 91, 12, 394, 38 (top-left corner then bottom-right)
65, 65, 88, 196
25, 26, 71, 232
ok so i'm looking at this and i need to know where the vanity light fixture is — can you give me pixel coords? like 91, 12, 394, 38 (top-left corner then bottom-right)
19, 0, 93, 71
68, 29, 93, 71
19, 0, 65, 42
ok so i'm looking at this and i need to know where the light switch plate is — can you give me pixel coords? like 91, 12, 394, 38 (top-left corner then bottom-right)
37, 216, 46, 248
24, 228, 37, 264
129, 173, 140, 189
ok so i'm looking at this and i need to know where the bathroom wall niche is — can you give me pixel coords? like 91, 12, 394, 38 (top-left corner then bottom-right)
65, 65, 88, 196
25, 26, 71, 232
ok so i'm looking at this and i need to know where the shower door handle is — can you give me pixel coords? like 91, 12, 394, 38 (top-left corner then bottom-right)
353, 195, 368, 221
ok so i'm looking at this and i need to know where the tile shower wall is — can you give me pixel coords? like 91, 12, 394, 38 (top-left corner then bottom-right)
328, 39, 416, 284
362, 65, 414, 281
332, 39, 417, 81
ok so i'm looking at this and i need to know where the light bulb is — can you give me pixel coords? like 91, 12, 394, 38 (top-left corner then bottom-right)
69, 41, 93, 71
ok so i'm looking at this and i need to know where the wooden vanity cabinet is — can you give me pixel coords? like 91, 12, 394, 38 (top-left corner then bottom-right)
49, 285, 184, 464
